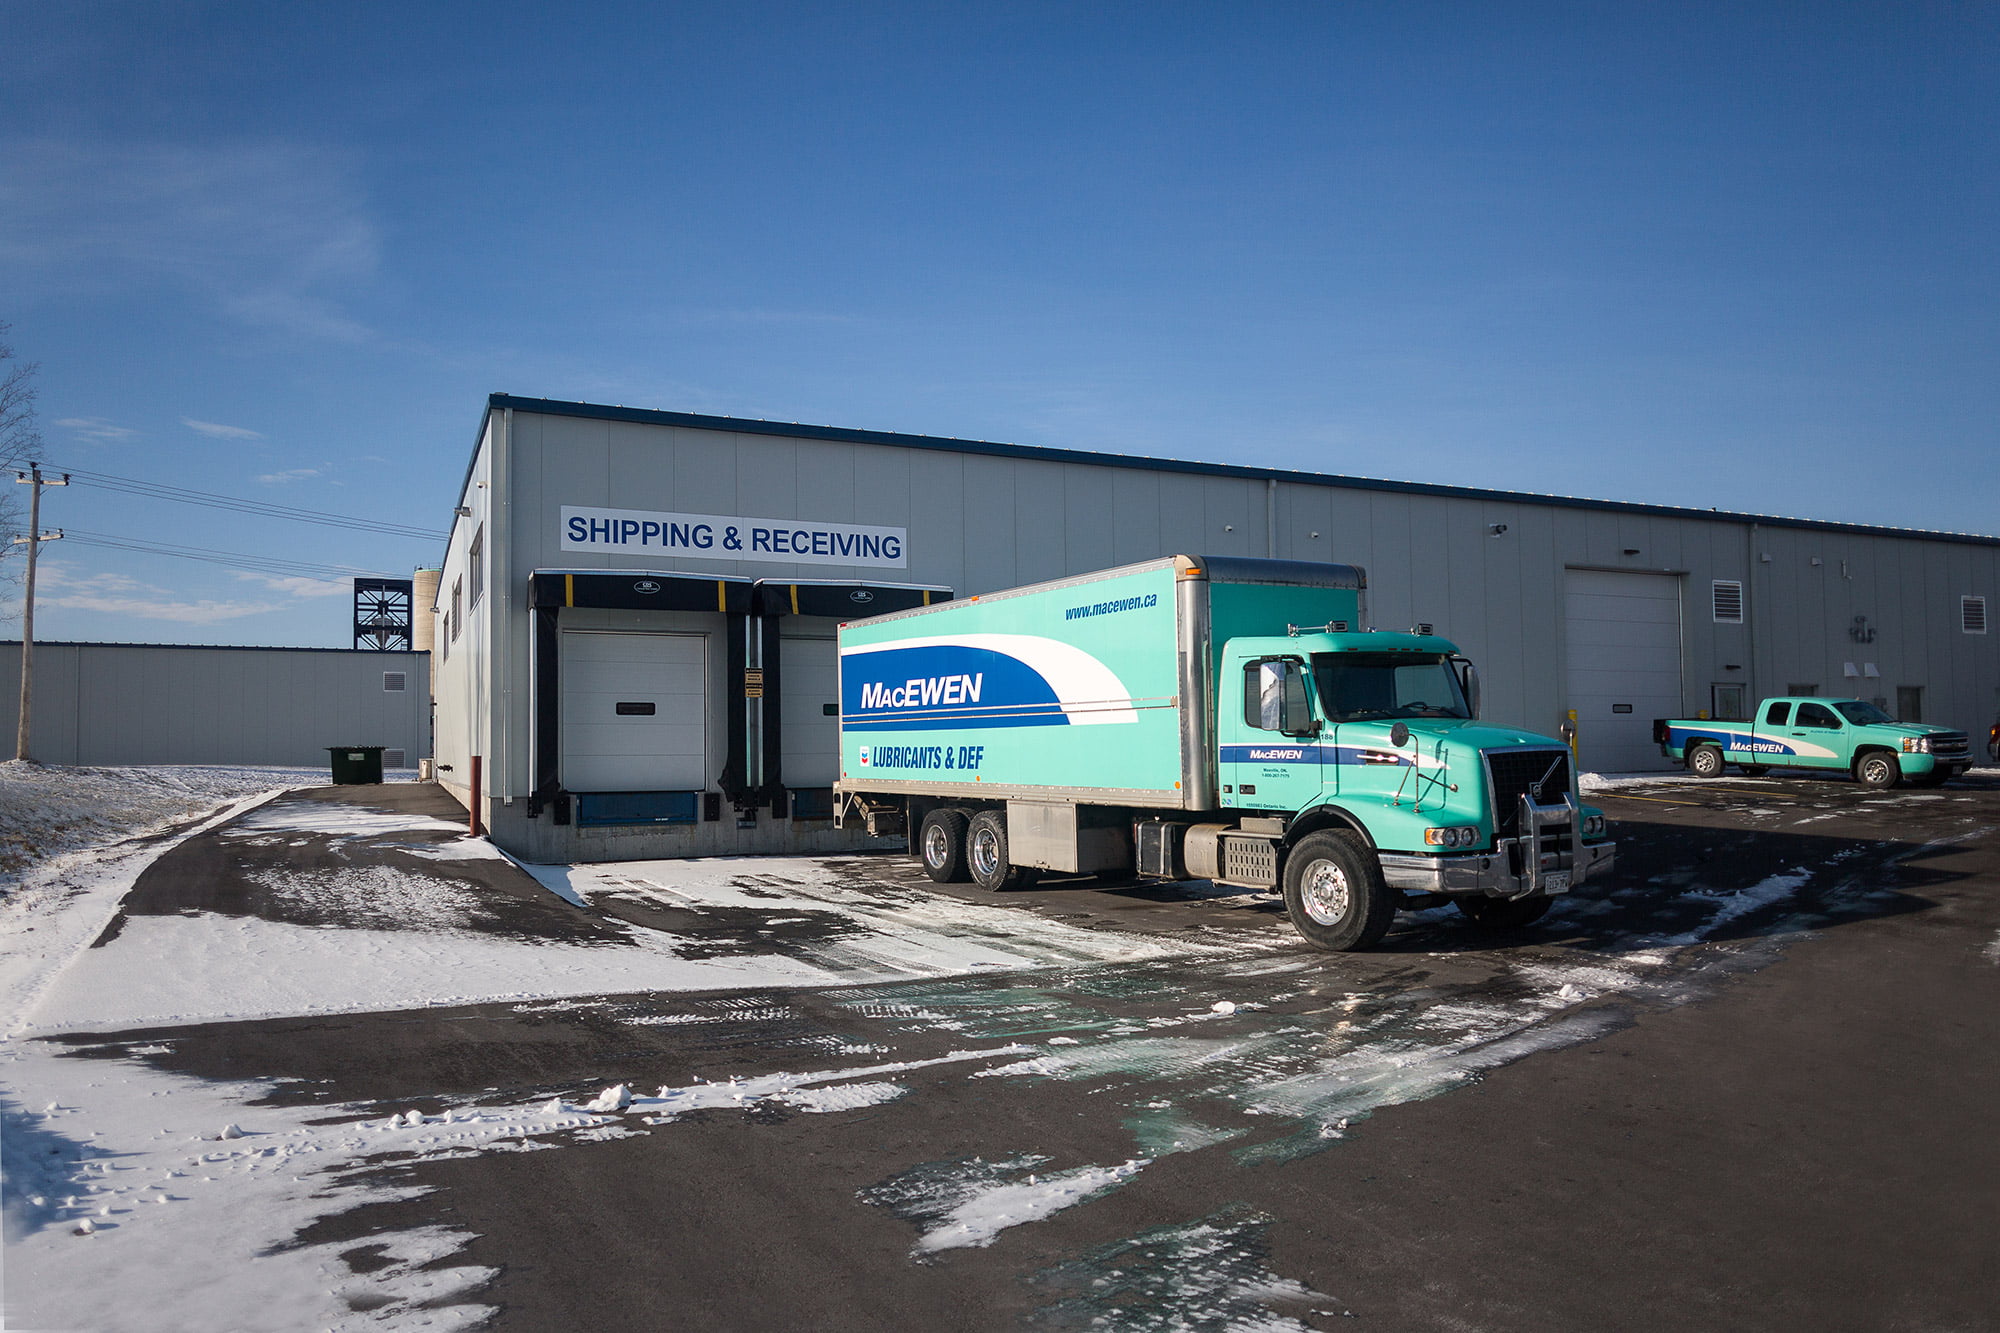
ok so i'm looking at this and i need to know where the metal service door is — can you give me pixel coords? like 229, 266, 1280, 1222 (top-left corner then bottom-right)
1564, 570, 1684, 773
779, 629, 839, 787
561, 630, 707, 791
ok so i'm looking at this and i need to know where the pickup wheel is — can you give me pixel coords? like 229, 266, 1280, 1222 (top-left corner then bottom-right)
917, 807, 971, 883
1687, 744, 1725, 778
966, 810, 1040, 892
1281, 831, 1395, 952
1457, 895, 1552, 929
1855, 751, 1902, 790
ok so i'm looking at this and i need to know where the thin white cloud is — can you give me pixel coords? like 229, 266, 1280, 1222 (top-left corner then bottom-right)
55, 417, 137, 443
233, 572, 349, 598
0, 139, 379, 342
257, 468, 320, 484
34, 566, 281, 625
182, 418, 264, 440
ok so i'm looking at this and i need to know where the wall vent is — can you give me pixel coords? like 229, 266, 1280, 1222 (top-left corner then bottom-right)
1964, 596, 1988, 635
1711, 580, 1744, 624
383, 672, 408, 692
383, 748, 407, 769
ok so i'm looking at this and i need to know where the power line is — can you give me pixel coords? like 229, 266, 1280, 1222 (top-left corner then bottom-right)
41, 463, 447, 541
58, 529, 400, 583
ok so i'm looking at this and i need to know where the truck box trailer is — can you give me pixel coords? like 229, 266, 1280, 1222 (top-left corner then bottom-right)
834, 555, 1615, 950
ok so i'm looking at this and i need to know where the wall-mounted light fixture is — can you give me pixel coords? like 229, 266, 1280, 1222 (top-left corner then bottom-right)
1488, 523, 1508, 536
1622, 547, 1641, 556
454, 505, 473, 517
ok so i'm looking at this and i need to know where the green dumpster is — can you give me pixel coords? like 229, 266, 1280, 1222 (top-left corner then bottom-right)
327, 746, 386, 785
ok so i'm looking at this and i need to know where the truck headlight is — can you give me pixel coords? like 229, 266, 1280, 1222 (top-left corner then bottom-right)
1901, 737, 1931, 754
1424, 826, 1478, 849
1583, 813, 1606, 838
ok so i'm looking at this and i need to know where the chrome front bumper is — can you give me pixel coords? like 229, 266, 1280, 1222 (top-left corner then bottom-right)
1380, 835, 1616, 898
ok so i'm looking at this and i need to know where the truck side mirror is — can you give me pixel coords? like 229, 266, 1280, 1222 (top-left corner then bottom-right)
1454, 657, 1481, 719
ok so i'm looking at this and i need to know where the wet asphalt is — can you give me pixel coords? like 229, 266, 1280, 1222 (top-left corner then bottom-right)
34, 772, 2000, 1331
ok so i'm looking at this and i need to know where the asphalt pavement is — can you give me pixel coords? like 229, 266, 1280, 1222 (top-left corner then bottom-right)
26, 772, 2000, 1331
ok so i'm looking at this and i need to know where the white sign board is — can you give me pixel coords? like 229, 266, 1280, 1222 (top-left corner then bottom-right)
561, 506, 907, 568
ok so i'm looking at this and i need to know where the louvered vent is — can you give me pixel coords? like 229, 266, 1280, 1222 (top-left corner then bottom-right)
1965, 596, 1988, 635
383, 672, 408, 692
384, 749, 407, 769
1711, 580, 1744, 624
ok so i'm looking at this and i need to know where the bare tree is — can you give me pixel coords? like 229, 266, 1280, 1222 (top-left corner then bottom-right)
0, 323, 40, 600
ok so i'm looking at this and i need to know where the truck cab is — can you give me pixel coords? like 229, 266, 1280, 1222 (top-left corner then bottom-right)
1217, 629, 1613, 917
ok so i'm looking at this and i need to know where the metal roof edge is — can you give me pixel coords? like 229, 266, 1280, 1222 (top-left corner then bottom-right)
0, 642, 430, 655
484, 394, 2000, 549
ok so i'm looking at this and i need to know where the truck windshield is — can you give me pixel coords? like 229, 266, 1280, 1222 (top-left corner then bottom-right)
1311, 653, 1471, 722
1835, 701, 1895, 725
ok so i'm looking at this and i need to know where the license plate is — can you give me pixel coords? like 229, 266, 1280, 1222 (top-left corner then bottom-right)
1543, 871, 1572, 893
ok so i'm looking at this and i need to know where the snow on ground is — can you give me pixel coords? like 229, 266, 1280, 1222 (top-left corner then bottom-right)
0, 761, 1936, 1331
20, 808, 1233, 1036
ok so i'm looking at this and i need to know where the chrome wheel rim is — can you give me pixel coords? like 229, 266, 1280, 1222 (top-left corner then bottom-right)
969, 828, 1001, 880
923, 822, 951, 868
1864, 757, 1891, 783
1300, 859, 1350, 925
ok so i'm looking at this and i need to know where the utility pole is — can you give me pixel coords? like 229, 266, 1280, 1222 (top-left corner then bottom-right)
13, 463, 67, 762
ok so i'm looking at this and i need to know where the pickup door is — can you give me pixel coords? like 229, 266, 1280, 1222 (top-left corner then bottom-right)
1781, 700, 1851, 771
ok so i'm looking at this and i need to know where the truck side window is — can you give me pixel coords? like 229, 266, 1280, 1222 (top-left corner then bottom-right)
1245, 660, 1312, 732
1796, 703, 1839, 729
1764, 702, 1791, 726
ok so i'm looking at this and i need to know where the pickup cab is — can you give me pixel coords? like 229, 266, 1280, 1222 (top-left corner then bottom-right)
1654, 697, 1973, 789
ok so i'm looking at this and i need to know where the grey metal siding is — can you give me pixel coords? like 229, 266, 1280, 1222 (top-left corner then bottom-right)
1, 644, 430, 768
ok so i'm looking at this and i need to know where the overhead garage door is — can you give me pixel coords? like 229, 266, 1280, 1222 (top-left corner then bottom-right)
780, 630, 839, 787
1564, 570, 1684, 774
561, 631, 707, 792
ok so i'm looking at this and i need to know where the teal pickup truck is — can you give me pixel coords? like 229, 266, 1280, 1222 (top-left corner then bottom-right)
1654, 697, 1973, 789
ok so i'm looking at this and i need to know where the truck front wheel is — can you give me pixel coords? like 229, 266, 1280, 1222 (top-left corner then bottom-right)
1281, 832, 1395, 952
917, 807, 971, 883
1687, 744, 1725, 778
966, 810, 1040, 892
1855, 751, 1901, 790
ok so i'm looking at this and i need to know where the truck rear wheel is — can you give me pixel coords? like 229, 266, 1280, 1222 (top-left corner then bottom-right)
1855, 751, 1901, 790
1457, 895, 1552, 929
917, 807, 971, 883
1281, 831, 1395, 952
1687, 744, 1725, 778
966, 810, 1040, 892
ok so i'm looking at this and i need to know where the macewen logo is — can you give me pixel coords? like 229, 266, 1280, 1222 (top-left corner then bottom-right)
849, 589, 875, 604
632, 580, 661, 595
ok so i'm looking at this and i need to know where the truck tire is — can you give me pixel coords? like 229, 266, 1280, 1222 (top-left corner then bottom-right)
966, 810, 1040, 892
1855, 750, 1901, 790
1281, 831, 1395, 952
1457, 895, 1552, 929
1687, 744, 1725, 778
917, 807, 971, 883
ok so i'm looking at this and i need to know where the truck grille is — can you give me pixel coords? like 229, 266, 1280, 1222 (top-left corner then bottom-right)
1486, 748, 1573, 839
1930, 732, 1971, 761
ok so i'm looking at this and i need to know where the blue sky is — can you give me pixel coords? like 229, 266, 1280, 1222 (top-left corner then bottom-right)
2, 1, 1995, 647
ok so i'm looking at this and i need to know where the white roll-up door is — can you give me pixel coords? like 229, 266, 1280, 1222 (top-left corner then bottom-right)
1564, 570, 1684, 774
561, 631, 707, 792
780, 630, 839, 787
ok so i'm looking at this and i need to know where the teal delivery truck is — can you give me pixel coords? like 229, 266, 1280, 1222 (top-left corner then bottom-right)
834, 555, 1615, 951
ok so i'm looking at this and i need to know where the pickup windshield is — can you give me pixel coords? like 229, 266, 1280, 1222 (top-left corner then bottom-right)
1312, 653, 1472, 722
1835, 701, 1895, 725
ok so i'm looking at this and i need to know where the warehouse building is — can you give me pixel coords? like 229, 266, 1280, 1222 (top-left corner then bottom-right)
2, 642, 430, 770
434, 393, 2000, 863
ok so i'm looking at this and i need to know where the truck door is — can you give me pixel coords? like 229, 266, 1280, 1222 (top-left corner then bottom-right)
1758, 699, 1797, 767
1219, 656, 1325, 813
1789, 701, 1848, 769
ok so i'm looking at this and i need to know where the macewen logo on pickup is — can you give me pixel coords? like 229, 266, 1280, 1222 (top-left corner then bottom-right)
1247, 747, 1308, 761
